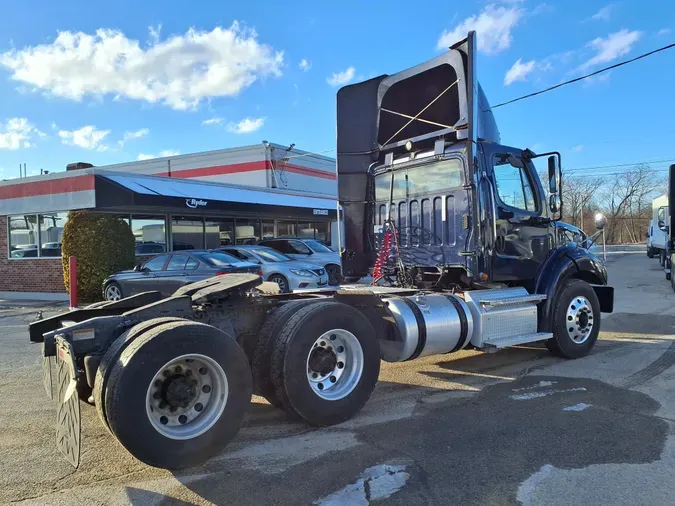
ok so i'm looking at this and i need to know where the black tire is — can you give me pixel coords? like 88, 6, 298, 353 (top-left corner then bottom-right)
660, 250, 666, 266
251, 300, 319, 408
94, 317, 186, 433
268, 274, 290, 294
647, 247, 655, 258
270, 301, 380, 426
344, 277, 361, 283
671, 260, 675, 292
546, 279, 601, 359
325, 264, 343, 285
105, 321, 252, 469
104, 281, 123, 301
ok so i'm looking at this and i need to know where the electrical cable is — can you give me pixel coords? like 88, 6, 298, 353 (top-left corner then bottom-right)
491, 42, 675, 109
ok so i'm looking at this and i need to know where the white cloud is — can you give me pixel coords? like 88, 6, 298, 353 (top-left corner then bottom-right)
202, 117, 223, 126
0, 23, 284, 111
572, 144, 584, 152
657, 28, 672, 36
504, 58, 536, 85
589, 5, 613, 22
437, 4, 524, 54
118, 127, 149, 147
580, 29, 642, 70
226, 116, 265, 134
58, 125, 111, 151
137, 149, 180, 161
299, 58, 312, 72
0, 117, 39, 150
327, 66, 355, 87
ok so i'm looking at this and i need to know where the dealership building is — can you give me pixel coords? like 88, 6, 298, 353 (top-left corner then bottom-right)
0, 143, 339, 298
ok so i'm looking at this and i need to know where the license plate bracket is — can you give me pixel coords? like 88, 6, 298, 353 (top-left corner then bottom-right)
55, 336, 81, 468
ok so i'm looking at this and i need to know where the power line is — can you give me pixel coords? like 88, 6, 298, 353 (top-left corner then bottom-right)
565, 158, 675, 173
491, 42, 675, 109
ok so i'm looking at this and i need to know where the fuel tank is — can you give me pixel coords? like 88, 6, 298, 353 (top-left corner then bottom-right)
380, 293, 473, 362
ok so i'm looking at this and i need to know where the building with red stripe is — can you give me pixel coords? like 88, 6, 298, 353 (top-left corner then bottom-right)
0, 143, 340, 298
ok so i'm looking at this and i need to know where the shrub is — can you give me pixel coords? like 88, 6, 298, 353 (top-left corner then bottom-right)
62, 211, 136, 301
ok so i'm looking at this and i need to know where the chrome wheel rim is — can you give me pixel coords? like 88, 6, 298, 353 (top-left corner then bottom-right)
106, 284, 121, 301
566, 296, 594, 344
271, 276, 288, 293
145, 353, 228, 440
306, 329, 363, 401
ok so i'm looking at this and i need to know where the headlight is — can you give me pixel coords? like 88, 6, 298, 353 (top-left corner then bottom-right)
290, 269, 315, 277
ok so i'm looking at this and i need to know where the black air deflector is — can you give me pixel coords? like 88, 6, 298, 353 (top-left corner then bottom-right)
378, 64, 460, 146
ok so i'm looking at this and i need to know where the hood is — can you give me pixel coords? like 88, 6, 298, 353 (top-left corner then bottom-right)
284, 260, 329, 272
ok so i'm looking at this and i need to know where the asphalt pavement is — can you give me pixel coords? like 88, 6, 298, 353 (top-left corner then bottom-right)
1, 243, 674, 505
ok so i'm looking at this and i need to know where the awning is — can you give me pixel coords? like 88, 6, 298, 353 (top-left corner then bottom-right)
95, 172, 338, 220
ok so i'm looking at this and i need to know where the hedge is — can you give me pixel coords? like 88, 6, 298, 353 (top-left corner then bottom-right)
62, 211, 136, 301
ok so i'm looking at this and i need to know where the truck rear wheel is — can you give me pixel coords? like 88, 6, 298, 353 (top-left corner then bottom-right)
104, 321, 252, 469
252, 300, 318, 408
660, 250, 666, 266
93, 317, 185, 433
270, 301, 380, 426
546, 279, 601, 359
647, 247, 655, 258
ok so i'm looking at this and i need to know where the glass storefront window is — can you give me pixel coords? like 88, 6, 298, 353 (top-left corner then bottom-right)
261, 220, 275, 240
39, 212, 68, 257
297, 222, 314, 238
235, 219, 260, 245
132, 215, 167, 255
315, 221, 330, 245
171, 216, 204, 251
8, 215, 38, 258
278, 221, 296, 237
205, 219, 234, 248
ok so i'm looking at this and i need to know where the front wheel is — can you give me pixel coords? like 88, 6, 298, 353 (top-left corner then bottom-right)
104, 321, 252, 469
325, 264, 343, 285
268, 274, 290, 293
546, 279, 601, 359
647, 247, 655, 258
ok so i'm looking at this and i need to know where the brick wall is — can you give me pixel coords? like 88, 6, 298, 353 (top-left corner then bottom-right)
0, 216, 66, 293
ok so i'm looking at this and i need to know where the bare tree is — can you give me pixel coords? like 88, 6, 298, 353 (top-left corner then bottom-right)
561, 176, 604, 230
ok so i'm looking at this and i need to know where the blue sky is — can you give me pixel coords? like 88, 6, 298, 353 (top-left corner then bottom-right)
0, 0, 673, 179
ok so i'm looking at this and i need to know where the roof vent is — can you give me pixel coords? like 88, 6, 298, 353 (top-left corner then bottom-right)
66, 162, 94, 171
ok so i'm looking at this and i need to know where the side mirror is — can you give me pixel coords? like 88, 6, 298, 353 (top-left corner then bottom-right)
134, 264, 142, 272
547, 155, 560, 195
594, 213, 607, 230
549, 194, 561, 214
658, 219, 667, 231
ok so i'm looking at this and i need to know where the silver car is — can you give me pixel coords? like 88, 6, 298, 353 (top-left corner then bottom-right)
256, 238, 343, 284
220, 245, 329, 293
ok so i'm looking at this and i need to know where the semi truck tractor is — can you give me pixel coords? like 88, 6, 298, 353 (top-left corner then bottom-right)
30, 31, 613, 470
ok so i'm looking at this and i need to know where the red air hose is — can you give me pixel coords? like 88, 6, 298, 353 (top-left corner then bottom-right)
372, 225, 395, 283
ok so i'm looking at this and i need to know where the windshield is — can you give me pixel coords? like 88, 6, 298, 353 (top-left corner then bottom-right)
304, 240, 332, 253
196, 251, 246, 266
251, 248, 292, 262
374, 158, 464, 201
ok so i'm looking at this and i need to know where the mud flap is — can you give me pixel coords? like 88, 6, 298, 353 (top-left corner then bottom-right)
42, 353, 54, 400
55, 336, 81, 468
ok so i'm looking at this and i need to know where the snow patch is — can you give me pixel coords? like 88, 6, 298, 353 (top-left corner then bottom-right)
510, 387, 587, 401
563, 403, 593, 412
314, 464, 410, 505
512, 381, 557, 392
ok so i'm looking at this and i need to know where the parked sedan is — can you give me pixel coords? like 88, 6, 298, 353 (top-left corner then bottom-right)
220, 245, 329, 293
257, 238, 343, 285
102, 250, 261, 301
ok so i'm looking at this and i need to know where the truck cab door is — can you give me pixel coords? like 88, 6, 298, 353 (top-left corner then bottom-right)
487, 149, 553, 282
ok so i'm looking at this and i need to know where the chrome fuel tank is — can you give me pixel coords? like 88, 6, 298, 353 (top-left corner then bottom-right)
380, 293, 474, 362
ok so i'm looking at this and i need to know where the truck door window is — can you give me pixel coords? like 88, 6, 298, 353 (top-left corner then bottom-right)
493, 156, 537, 212
658, 207, 666, 221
